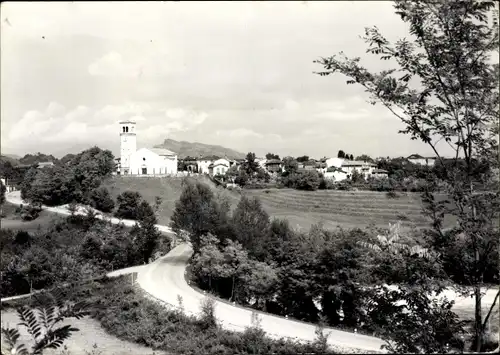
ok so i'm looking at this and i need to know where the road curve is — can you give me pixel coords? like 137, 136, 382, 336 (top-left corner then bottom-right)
5, 191, 498, 351
138, 243, 386, 352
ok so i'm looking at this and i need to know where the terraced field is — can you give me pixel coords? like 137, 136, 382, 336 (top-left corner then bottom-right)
242, 188, 456, 231
102, 175, 452, 231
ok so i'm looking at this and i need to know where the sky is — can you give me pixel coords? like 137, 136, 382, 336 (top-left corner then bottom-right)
1, 1, 451, 159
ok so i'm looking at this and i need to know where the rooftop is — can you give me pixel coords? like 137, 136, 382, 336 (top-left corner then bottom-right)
341, 160, 377, 167
119, 120, 136, 124
149, 147, 177, 156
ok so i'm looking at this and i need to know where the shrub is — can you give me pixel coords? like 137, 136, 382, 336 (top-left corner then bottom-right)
296, 171, 320, 191
386, 191, 399, 198
89, 187, 115, 213
19, 203, 42, 221
114, 191, 142, 219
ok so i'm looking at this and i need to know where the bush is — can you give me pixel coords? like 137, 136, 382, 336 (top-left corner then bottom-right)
386, 191, 399, 198
114, 191, 142, 219
296, 171, 320, 191
45, 277, 337, 355
89, 187, 115, 213
19, 203, 42, 221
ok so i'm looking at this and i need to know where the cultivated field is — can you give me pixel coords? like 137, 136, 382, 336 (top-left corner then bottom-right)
101, 177, 453, 231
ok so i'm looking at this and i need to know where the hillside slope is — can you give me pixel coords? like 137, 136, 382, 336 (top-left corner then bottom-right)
154, 139, 246, 159
102, 176, 443, 231
101, 175, 239, 225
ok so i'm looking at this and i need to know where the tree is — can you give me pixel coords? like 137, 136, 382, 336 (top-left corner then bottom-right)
296, 155, 309, 163
191, 234, 225, 290
154, 196, 163, 215
282, 157, 298, 175
220, 240, 251, 302
355, 154, 374, 162
114, 191, 142, 219
170, 180, 230, 253
133, 200, 161, 263
243, 152, 259, 176
265, 153, 280, 160
231, 196, 270, 260
350, 169, 364, 183
296, 170, 320, 191
0, 180, 5, 216
337, 150, 345, 158
315, 1, 499, 349
89, 186, 115, 213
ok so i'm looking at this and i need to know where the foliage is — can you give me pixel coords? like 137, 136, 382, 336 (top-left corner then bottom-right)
44, 276, 336, 355
0, 215, 149, 298
170, 180, 232, 253
19, 203, 42, 221
0, 180, 6, 206
231, 196, 270, 260
295, 170, 320, 191
371, 286, 466, 354
265, 153, 280, 160
89, 187, 115, 213
350, 169, 364, 183
1, 289, 91, 355
296, 155, 309, 162
281, 157, 298, 175
19, 153, 56, 166
315, 0, 499, 350
355, 154, 374, 163
114, 191, 142, 219
20, 147, 115, 206
242, 152, 260, 176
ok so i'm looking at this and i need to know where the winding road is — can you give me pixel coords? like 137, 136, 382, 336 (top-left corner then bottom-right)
4, 191, 499, 352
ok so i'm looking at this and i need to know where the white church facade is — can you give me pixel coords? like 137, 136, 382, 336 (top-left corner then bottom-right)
118, 120, 178, 175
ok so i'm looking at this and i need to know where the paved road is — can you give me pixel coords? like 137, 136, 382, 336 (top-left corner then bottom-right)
137, 243, 386, 352
5, 191, 499, 351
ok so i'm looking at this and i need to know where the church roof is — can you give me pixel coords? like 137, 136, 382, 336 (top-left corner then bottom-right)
149, 148, 177, 156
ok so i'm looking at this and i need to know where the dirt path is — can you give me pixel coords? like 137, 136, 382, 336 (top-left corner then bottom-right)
1, 310, 166, 355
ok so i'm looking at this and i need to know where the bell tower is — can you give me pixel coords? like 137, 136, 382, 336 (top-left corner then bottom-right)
119, 120, 137, 174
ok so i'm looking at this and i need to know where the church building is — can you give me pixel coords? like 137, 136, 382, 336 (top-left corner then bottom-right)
119, 120, 178, 175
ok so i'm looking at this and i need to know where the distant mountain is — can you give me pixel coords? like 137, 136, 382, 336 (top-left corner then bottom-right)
154, 139, 246, 160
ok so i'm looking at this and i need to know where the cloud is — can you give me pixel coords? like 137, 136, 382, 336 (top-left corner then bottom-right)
4, 102, 208, 155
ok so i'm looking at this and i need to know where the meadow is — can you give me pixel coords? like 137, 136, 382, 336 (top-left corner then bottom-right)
101, 176, 453, 231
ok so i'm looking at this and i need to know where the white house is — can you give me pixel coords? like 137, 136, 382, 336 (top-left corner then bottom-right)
209, 158, 230, 176
323, 167, 349, 182
119, 120, 178, 175
371, 168, 389, 179
341, 160, 377, 179
407, 154, 436, 167
324, 157, 344, 169
196, 155, 221, 174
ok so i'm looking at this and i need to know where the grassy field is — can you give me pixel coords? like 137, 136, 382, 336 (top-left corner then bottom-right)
101, 177, 452, 231
101, 176, 239, 226
1, 202, 66, 234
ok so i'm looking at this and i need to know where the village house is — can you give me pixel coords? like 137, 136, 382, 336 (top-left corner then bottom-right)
196, 155, 220, 174
371, 168, 389, 179
264, 159, 283, 173
407, 154, 436, 167
341, 160, 377, 179
36, 161, 55, 169
209, 158, 230, 176
323, 166, 348, 182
